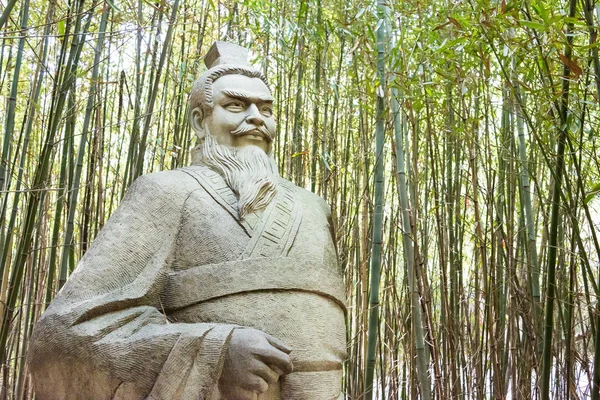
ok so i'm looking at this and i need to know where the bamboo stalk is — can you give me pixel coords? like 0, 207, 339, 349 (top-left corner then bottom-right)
392, 86, 431, 399
291, 0, 307, 186
364, 1, 388, 397
540, 0, 577, 397
0, 0, 29, 205
310, 0, 323, 194
133, 0, 181, 179
59, 3, 110, 288
0, 0, 54, 304
0, 0, 18, 34
515, 90, 542, 357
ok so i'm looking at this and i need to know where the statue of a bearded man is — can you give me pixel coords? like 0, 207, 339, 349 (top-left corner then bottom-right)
28, 42, 347, 399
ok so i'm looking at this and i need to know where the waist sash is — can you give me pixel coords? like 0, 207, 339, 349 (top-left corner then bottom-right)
161, 257, 346, 312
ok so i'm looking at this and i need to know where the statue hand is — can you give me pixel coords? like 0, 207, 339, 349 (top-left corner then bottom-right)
219, 328, 293, 399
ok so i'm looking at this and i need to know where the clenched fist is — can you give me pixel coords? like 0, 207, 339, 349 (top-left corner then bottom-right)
219, 328, 293, 400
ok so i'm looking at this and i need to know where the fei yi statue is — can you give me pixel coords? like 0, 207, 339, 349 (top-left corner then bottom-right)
28, 42, 347, 399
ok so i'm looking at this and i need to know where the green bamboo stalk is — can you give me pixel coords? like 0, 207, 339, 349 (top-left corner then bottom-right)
80, 105, 100, 254
310, 0, 323, 194
59, 3, 110, 288
564, 228, 577, 398
443, 80, 463, 398
515, 90, 542, 356
100, 63, 118, 220
45, 88, 74, 305
364, 1, 388, 398
170, 62, 188, 169
592, 290, 600, 398
41, 0, 76, 305
122, 0, 153, 193
0, 0, 30, 368
0, 0, 29, 201
582, 0, 600, 101
0, 0, 18, 34
291, 0, 308, 186
133, 0, 180, 179
320, 60, 330, 200
568, 8, 600, 395
541, 0, 577, 397
327, 33, 344, 205
558, 128, 600, 400
0, 35, 13, 96
14, 201, 45, 400
108, 70, 127, 214
159, 17, 186, 171
492, 76, 510, 399
392, 86, 431, 399
427, 117, 451, 398
0, 0, 54, 296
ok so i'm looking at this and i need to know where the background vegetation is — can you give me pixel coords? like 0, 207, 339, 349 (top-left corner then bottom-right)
1, 0, 599, 398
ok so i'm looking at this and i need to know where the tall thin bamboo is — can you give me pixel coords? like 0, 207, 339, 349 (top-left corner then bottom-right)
291, 0, 307, 185
0, 0, 29, 209
0, 0, 54, 307
0, 0, 18, 35
364, 1, 388, 398
310, 0, 323, 194
515, 90, 542, 355
133, 0, 181, 179
541, 0, 577, 396
392, 86, 431, 399
59, 4, 110, 288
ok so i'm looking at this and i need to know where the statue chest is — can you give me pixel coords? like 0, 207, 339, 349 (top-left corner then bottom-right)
172, 180, 336, 269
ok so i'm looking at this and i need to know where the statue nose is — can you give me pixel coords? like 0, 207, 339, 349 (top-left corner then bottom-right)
245, 104, 264, 125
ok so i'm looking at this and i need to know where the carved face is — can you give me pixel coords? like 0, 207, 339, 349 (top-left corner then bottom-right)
192, 74, 276, 154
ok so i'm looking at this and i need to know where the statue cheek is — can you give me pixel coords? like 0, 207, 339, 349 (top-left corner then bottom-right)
222, 114, 239, 126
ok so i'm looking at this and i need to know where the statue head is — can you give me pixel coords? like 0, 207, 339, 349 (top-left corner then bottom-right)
189, 42, 275, 154
189, 42, 279, 218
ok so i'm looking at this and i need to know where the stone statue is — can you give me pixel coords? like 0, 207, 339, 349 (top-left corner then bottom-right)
28, 42, 347, 399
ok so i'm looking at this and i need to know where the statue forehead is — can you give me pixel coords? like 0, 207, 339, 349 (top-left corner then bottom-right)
211, 74, 272, 97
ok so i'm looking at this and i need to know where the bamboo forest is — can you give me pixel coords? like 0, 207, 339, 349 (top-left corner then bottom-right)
1, 0, 600, 398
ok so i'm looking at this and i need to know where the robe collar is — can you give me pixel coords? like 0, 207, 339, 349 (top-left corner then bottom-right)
182, 165, 303, 258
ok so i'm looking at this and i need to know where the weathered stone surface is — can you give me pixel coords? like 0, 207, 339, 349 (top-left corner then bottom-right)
28, 42, 347, 399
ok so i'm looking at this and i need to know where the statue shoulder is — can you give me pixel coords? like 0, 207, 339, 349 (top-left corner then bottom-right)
284, 180, 332, 217
126, 169, 201, 206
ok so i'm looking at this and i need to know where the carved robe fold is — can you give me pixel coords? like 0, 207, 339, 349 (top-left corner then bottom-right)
28, 165, 347, 400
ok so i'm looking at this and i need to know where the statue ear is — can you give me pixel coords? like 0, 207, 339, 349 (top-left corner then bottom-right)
190, 107, 205, 139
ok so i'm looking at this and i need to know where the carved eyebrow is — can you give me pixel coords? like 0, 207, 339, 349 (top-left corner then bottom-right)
221, 89, 274, 103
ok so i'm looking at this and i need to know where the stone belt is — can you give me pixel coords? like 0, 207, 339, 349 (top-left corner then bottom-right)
161, 257, 346, 312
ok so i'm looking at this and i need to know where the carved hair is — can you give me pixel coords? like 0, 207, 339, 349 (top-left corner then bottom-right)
189, 65, 267, 115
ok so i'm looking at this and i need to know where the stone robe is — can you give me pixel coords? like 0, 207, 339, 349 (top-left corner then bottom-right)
28, 165, 347, 400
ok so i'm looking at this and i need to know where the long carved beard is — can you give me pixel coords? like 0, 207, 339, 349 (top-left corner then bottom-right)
192, 134, 279, 218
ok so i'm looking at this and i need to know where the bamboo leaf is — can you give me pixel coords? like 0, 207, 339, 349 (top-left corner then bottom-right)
584, 183, 600, 204
58, 19, 65, 36
519, 20, 547, 31
531, 2, 549, 22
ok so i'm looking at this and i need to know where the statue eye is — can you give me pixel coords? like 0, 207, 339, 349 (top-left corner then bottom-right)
260, 105, 273, 116
225, 100, 245, 111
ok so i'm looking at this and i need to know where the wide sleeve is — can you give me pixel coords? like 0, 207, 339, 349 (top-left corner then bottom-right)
28, 172, 234, 400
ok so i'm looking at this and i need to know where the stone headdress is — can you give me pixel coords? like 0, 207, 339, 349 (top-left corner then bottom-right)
189, 42, 268, 113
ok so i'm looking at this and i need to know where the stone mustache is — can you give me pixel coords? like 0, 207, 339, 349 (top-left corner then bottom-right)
28, 42, 347, 399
